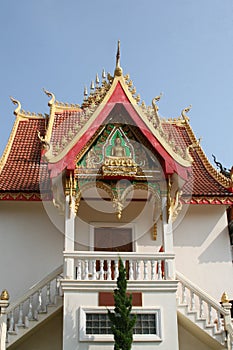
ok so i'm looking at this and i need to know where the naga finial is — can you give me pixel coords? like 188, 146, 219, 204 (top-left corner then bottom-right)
43, 88, 55, 106
37, 130, 50, 150
212, 154, 232, 179
152, 93, 163, 127
114, 40, 123, 77
181, 105, 192, 122
10, 96, 21, 116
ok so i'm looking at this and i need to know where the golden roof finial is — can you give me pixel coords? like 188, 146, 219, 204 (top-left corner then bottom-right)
114, 40, 123, 77
1, 289, 9, 301
221, 291, 230, 303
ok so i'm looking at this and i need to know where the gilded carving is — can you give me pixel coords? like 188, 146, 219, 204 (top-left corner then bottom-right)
167, 176, 183, 223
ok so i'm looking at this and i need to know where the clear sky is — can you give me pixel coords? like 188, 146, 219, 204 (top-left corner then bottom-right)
0, 0, 232, 169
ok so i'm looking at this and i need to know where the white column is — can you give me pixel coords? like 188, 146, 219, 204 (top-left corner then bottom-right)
64, 195, 75, 279
161, 196, 175, 279
0, 300, 9, 350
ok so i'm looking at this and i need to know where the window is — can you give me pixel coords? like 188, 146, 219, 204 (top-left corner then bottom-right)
80, 307, 162, 342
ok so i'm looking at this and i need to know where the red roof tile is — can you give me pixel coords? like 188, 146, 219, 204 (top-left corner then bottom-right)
0, 107, 232, 201
0, 118, 50, 194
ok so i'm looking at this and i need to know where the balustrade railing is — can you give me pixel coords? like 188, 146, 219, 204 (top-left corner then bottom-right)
6, 265, 63, 337
63, 251, 175, 281
176, 271, 230, 334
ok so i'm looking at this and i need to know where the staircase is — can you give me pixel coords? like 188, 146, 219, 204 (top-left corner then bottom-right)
176, 271, 233, 349
5, 265, 63, 349
1, 265, 233, 349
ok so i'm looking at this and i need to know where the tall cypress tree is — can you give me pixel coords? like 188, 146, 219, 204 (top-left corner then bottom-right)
108, 258, 136, 350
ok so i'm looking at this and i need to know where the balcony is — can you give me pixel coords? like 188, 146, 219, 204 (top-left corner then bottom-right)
63, 251, 175, 282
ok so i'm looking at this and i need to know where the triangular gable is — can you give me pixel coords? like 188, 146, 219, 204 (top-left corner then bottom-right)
46, 78, 191, 180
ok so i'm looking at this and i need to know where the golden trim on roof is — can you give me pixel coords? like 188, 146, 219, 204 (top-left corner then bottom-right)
10, 96, 45, 119
181, 119, 232, 189
46, 70, 193, 168
0, 117, 20, 174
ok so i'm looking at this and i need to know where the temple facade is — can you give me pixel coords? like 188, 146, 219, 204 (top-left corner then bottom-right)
0, 44, 233, 350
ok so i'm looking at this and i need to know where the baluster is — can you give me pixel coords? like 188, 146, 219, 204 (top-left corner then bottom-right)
190, 291, 195, 311
151, 260, 156, 280
157, 261, 162, 280
181, 284, 187, 304
129, 260, 134, 280
143, 260, 149, 280
136, 261, 140, 280
114, 260, 119, 280
84, 260, 89, 280
208, 304, 213, 324
34, 309, 38, 321
37, 289, 43, 313
92, 260, 97, 280
46, 282, 52, 306
24, 316, 29, 328
107, 260, 112, 280
14, 324, 18, 335
55, 277, 60, 299
99, 260, 104, 280
199, 297, 204, 318
216, 310, 221, 331
27, 296, 34, 320
76, 260, 82, 280
8, 311, 15, 334
17, 303, 24, 327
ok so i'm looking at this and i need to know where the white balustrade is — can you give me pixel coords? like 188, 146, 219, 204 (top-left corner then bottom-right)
176, 271, 229, 333
6, 265, 63, 338
63, 251, 175, 281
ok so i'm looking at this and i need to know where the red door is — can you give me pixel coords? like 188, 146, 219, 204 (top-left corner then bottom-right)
94, 227, 132, 278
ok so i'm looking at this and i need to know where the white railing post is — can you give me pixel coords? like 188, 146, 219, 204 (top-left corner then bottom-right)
63, 252, 175, 282
161, 196, 175, 279
0, 291, 10, 350
64, 195, 75, 279
222, 301, 233, 347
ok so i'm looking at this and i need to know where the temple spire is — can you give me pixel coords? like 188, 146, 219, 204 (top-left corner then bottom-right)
114, 40, 123, 76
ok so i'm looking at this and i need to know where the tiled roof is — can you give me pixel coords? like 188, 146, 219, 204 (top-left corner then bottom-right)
0, 110, 232, 200
0, 118, 50, 194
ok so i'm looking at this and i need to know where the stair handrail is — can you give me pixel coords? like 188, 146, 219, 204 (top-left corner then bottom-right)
7, 265, 63, 314
176, 272, 233, 349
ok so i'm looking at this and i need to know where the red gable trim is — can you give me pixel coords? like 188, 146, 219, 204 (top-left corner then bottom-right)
48, 82, 190, 180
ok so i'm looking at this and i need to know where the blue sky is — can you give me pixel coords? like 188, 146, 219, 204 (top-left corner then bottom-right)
0, 0, 232, 168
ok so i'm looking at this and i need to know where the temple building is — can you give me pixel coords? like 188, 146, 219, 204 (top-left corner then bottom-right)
0, 43, 233, 350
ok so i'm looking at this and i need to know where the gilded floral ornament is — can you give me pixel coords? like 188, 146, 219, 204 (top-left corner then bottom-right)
37, 130, 50, 150
167, 176, 183, 223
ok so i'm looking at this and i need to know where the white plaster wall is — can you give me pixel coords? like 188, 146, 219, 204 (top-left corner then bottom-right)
0, 201, 64, 301
11, 309, 63, 350
178, 324, 215, 350
174, 204, 233, 300
63, 289, 179, 350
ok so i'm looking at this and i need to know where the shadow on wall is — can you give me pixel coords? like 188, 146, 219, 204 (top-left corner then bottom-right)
174, 206, 228, 248
198, 231, 231, 263
64, 307, 95, 350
